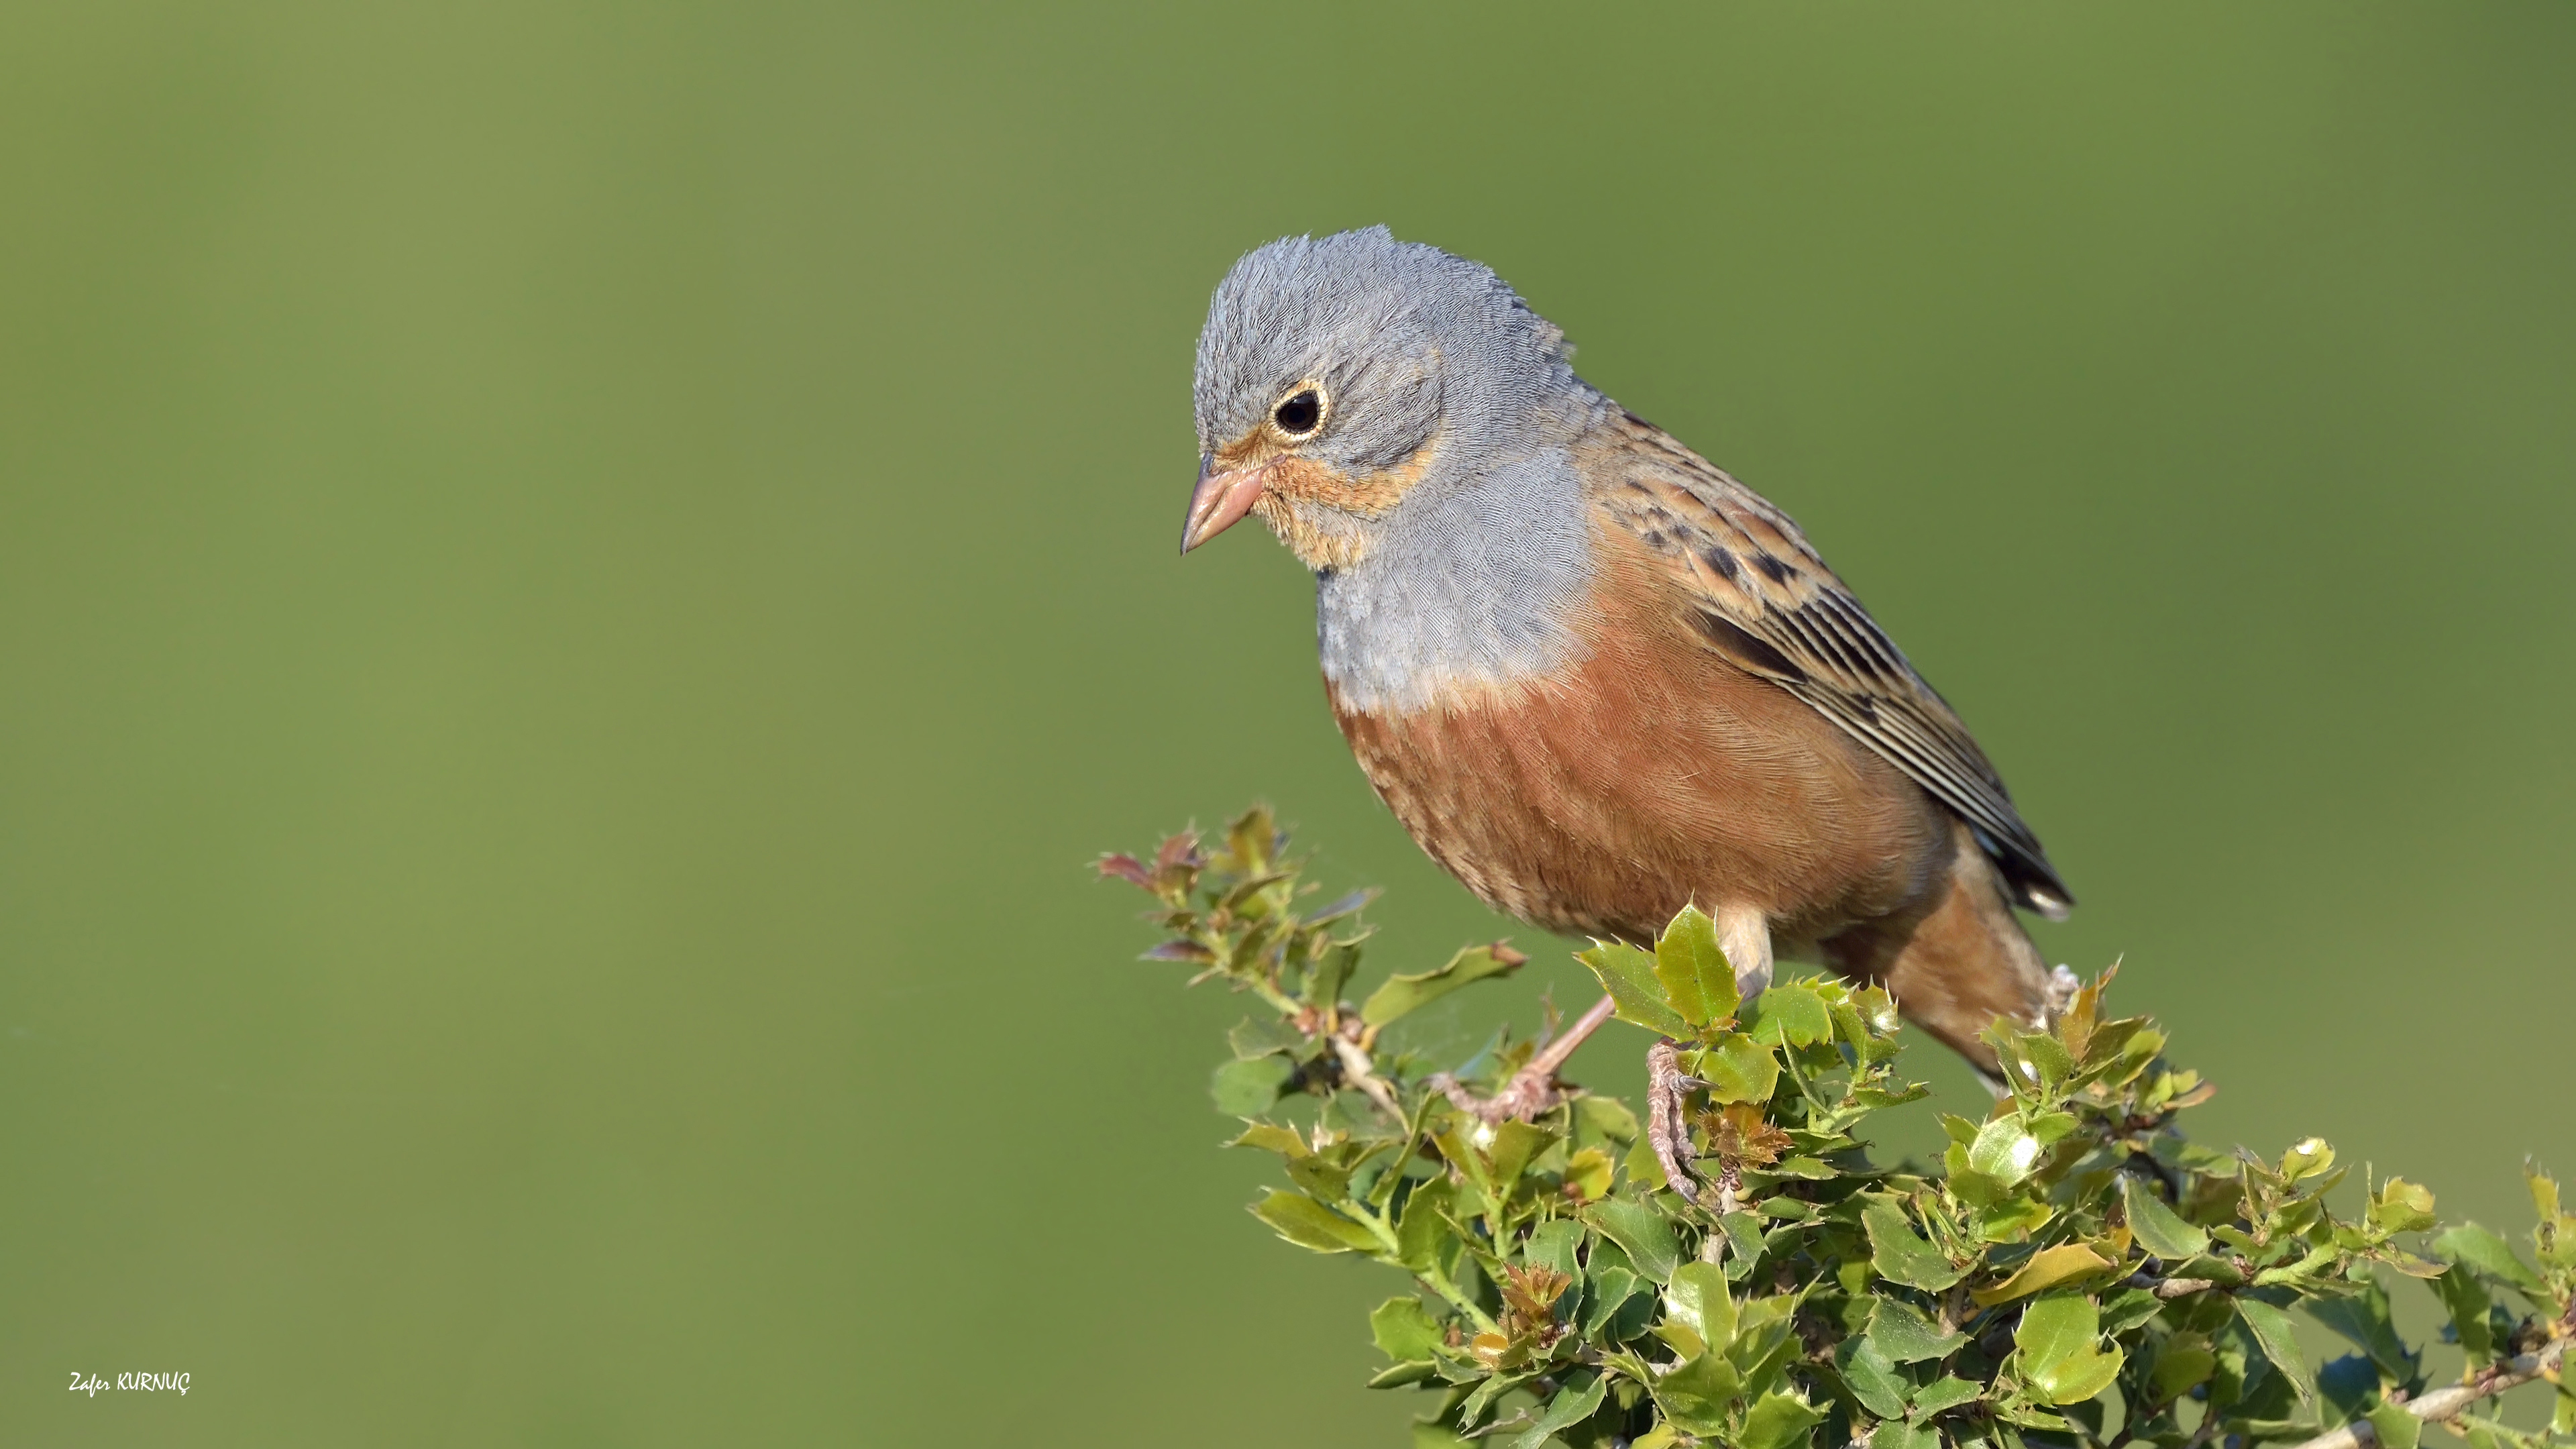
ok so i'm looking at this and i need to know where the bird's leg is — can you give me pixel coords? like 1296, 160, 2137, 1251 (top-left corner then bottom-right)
1647, 908, 1768, 1212
1430, 992, 1618, 1123
1715, 903, 1774, 1002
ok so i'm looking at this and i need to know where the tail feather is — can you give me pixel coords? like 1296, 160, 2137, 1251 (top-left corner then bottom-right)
1822, 820, 2053, 1071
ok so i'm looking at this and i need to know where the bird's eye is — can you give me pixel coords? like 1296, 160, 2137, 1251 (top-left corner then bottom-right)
1272, 388, 1324, 438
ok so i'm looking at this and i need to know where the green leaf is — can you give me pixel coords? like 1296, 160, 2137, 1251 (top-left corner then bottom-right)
2364, 1403, 2424, 1449
1360, 943, 1524, 1028
1966, 1116, 2043, 1186
1624, 1133, 1668, 1193
1522, 1219, 1585, 1278
1228, 1015, 1304, 1060
1575, 941, 1692, 1037
1574, 1093, 1641, 1146
1717, 1210, 1770, 1279
2280, 1137, 2335, 1182
2013, 1292, 2100, 1368
1368, 1360, 1438, 1389
1252, 1189, 1381, 1254
1864, 1200, 1966, 1291
1970, 1194, 2054, 1244
1581, 1265, 1642, 1338
1666, 1260, 1738, 1348
1229, 1122, 1307, 1158
1972, 1243, 2115, 1306
1876, 1421, 1941, 1449
1654, 904, 1737, 1028
2235, 1298, 2314, 1403
1701, 1034, 1782, 1106
1738, 1391, 1825, 1449
2435, 1224, 2548, 1297
2031, 1348, 2123, 1409
1372, 1296, 1445, 1362
2099, 1287, 2164, 1336
2121, 1175, 2211, 1260
1286, 1152, 1352, 1201
2318, 1354, 2379, 1419
2150, 1332, 2217, 1404
1307, 940, 1357, 1012
1224, 806, 1278, 872
1212, 1055, 1295, 1116
1585, 1198, 1681, 1283
1502, 1371, 1609, 1449
1459, 1369, 1532, 1434
1836, 1334, 1909, 1420
1745, 983, 1831, 1049
1395, 1178, 1456, 1269
1868, 1296, 1967, 1363
1654, 1351, 1743, 1437
2015, 1293, 2125, 1406
2305, 1282, 2417, 1381
2370, 1176, 2438, 1234
2434, 1264, 2493, 1361
1431, 1129, 1496, 1214
2020, 1033, 2078, 1086
1485, 1120, 1556, 1193
1910, 1376, 1983, 1415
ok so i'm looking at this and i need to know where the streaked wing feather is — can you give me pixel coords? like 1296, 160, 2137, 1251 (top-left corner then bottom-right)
1595, 412, 2073, 916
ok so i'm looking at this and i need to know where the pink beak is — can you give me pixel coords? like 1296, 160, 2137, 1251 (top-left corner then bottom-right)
1179, 455, 1274, 553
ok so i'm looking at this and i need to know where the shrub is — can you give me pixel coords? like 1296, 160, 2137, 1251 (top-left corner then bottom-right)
1100, 808, 2574, 1449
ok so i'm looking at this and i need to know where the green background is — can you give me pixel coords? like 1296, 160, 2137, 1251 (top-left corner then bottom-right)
3, 3, 2570, 1442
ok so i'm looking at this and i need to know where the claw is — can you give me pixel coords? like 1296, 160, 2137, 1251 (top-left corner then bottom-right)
1647, 1040, 1709, 1208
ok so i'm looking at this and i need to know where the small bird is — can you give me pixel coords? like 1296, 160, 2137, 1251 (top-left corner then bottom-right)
1182, 227, 2072, 1099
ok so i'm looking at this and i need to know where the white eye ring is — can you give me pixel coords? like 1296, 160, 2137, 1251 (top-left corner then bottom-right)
1269, 382, 1328, 440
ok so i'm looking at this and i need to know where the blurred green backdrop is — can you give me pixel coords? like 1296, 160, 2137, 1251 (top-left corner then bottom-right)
3, 2, 2571, 1442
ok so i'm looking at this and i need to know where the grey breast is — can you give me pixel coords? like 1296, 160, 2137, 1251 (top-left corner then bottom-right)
1315, 447, 1598, 716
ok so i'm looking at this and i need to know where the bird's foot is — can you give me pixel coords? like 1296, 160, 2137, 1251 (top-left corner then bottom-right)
1429, 994, 1618, 1124
1647, 1039, 1731, 1212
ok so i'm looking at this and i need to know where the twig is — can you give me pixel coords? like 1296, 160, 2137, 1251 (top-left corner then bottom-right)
1328, 1033, 1406, 1122
2287, 1314, 2572, 1449
1429, 994, 1620, 1123
2121, 1271, 2222, 1299
1711, 1160, 1741, 1216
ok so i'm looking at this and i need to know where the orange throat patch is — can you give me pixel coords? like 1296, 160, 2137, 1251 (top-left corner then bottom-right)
1212, 435, 1438, 572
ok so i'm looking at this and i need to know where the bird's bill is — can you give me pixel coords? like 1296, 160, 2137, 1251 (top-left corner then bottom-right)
1179, 456, 1273, 553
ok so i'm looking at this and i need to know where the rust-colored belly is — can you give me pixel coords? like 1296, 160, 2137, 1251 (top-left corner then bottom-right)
1327, 629, 1950, 949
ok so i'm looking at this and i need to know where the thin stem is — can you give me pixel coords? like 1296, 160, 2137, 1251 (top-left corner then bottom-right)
1330, 1034, 1405, 1122
2285, 1311, 2571, 1449
1345, 1179, 1498, 1335
1418, 1260, 1500, 1337
2120, 1271, 2222, 1299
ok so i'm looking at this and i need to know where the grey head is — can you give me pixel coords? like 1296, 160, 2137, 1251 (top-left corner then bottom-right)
1181, 227, 1612, 712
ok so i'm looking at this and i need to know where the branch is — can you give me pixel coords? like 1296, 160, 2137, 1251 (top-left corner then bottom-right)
1326, 1033, 1405, 1122
2288, 1315, 2572, 1449
2121, 1271, 2224, 1299
1428, 994, 1619, 1124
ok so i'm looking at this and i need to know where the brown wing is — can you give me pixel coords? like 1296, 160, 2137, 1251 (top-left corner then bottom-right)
1590, 411, 2073, 918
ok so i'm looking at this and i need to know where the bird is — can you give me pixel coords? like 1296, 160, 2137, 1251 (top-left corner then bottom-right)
1180, 226, 2073, 1123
